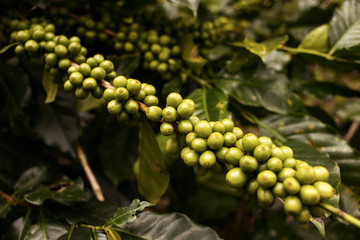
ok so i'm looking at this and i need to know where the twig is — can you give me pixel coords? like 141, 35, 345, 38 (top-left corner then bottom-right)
319, 202, 360, 228
0, 190, 29, 207
76, 142, 105, 202
344, 122, 359, 143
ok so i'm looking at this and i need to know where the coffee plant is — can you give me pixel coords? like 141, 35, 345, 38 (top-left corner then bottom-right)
1, 0, 360, 239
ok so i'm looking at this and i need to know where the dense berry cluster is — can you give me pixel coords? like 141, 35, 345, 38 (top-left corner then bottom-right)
5, 17, 334, 226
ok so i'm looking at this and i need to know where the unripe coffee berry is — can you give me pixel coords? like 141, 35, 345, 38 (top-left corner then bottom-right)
223, 132, 237, 147
75, 87, 89, 99
278, 168, 296, 182
166, 92, 183, 108
212, 121, 226, 134
266, 157, 283, 172
99, 60, 115, 74
258, 136, 273, 148
91, 67, 106, 81
165, 137, 181, 155
162, 107, 177, 123
283, 177, 301, 195
283, 157, 297, 168
103, 88, 115, 102
226, 167, 247, 188
207, 132, 225, 150
124, 99, 139, 114
296, 165, 316, 184
246, 179, 259, 195
221, 119, 234, 132
114, 87, 129, 101
195, 120, 213, 138
232, 127, 243, 139
225, 147, 243, 165
284, 196, 302, 215
127, 79, 142, 96
199, 150, 216, 168
54, 44, 67, 57
257, 187, 275, 208
216, 147, 228, 163
253, 144, 271, 162
177, 99, 195, 119
294, 206, 311, 224
242, 133, 259, 152
191, 138, 208, 153
82, 77, 97, 91
272, 182, 287, 197
144, 95, 159, 106
113, 75, 127, 88
24, 39, 39, 52
257, 170, 277, 188
182, 148, 199, 167
313, 166, 330, 182
146, 106, 162, 121
313, 181, 333, 201
300, 185, 320, 205
178, 120, 193, 134
239, 155, 258, 172
107, 100, 123, 115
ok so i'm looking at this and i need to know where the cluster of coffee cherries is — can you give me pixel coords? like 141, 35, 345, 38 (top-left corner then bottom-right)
63, 54, 116, 99
113, 22, 145, 54
141, 30, 182, 80
11, 22, 88, 83
76, 16, 110, 44
161, 114, 334, 224
103, 75, 160, 126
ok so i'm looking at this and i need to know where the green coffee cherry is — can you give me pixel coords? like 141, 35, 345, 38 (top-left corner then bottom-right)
146, 106, 162, 121
103, 88, 115, 102
24, 39, 39, 52
266, 157, 283, 172
225, 147, 243, 165
113, 75, 127, 88
207, 132, 225, 150
177, 120, 193, 134
107, 100, 122, 115
283, 177, 301, 195
199, 150, 216, 168
191, 138, 208, 153
91, 86, 103, 99
296, 165, 316, 185
213, 121, 226, 134
160, 122, 174, 136
79, 63, 92, 77
162, 106, 177, 123
185, 132, 197, 146
246, 179, 259, 195
242, 133, 259, 152
272, 182, 287, 197
284, 196, 302, 216
165, 137, 181, 155
99, 60, 114, 74
257, 187, 275, 208
91, 67, 106, 81
300, 185, 320, 205
239, 155, 258, 172
63, 80, 75, 92
257, 170, 277, 188
313, 181, 333, 201
258, 136, 273, 148
221, 119, 234, 132
195, 120, 213, 138
143, 84, 156, 96
310, 206, 325, 218
177, 99, 195, 119
82, 77, 98, 91
278, 167, 296, 182
182, 148, 199, 167
283, 157, 297, 168
114, 87, 129, 101
124, 99, 139, 114
194, 165, 208, 176
216, 147, 228, 163
127, 79, 142, 96
313, 166, 330, 182
75, 87, 89, 99
225, 167, 247, 188
271, 147, 285, 161
294, 206, 311, 224
253, 144, 271, 162
116, 111, 129, 122
232, 127, 243, 139
54, 44, 67, 57
281, 146, 294, 159
143, 95, 159, 106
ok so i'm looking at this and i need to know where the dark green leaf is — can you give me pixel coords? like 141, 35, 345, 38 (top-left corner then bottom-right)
328, 0, 360, 55
215, 65, 290, 114
335, 99, 360, 122
299, 24, 329, 52
99, 123, 139, 187
0, 42, 18, 54
121, 211, 222, 240
68, 227, 92, 240
14, 166, 47, 194
260, 115, 358, 187
0, 65, 31, 127
42, 70, 58, 104
168, 0, 200, 17
137, 119, 170, 203
243, 35, 288, 61
32, 89, 79, 157
24, 177, 86, 205
105, 228, 122, 240
106, 199, 153, 227
298, 81, 360, 99
187, 88, 231, 121
76, 95, 105, 112
23, 219, 67, 240
114, 54, 141, 78
2, 213, 32, 240
338, 184, 360, 218
181, 34, 207, 75
226, 48, 261, 73
263, 50, 291, 72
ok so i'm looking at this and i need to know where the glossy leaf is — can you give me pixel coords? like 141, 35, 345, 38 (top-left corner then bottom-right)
335, 99, 360, 122
181, 34, 207, 75
226, 48, 261, 73
263, 50, 291, 72
114, 53, 141, 77
298, 81, 360, 99
2, 213, 32, 240
14, 166, 47, 194
24, 177, 86, 205
67, 227, 92, 240
169, 0, 200, 17
260, 114, 358, 187
106, 199, 153, 227
243, 35, 288, 61
299, 24, 329, 52
137, 119, 170, 203
23, 219, 67, 240
76, 95, 104, 112
0, 42, 18, 54
42, 70, 58, 104
121, 211, 222, 240
215, 64, 290, 114
105, 229, 122, 240
32, 89, 79, 157
99, 123, 139, 187
187, 88, 231, 121
328, 0, 360, 55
